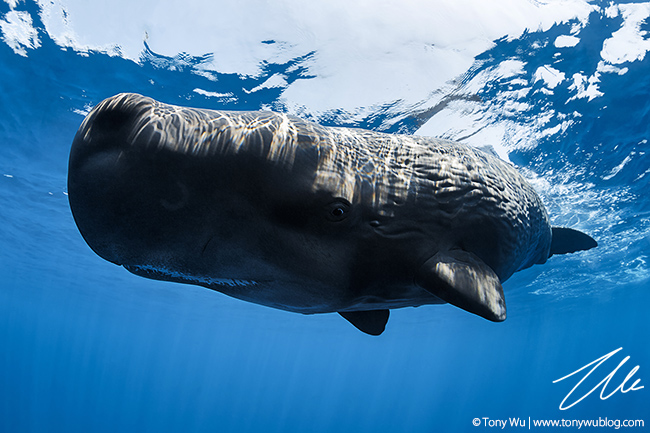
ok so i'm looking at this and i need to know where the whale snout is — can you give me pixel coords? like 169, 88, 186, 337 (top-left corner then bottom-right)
67, 94, 195, 267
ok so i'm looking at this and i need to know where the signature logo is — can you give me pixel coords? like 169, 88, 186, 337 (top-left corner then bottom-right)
553, 347, 644, 410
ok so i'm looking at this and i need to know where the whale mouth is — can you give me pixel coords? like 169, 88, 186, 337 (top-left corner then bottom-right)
123, 264, 259, 288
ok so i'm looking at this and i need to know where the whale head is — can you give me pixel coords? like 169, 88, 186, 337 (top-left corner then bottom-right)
68, 94, 375, 311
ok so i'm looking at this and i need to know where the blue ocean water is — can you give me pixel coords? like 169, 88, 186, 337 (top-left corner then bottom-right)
1, 1, 648, 432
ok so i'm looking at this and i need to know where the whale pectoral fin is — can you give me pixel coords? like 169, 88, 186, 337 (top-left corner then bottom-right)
339, 310, 390, 336
550, 227, 598, 257
416, 250, 506, 322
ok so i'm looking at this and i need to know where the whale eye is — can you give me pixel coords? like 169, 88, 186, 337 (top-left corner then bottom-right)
325, 200, 351, 222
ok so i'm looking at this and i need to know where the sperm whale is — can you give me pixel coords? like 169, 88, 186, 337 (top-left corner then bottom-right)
68, 93, 597, 335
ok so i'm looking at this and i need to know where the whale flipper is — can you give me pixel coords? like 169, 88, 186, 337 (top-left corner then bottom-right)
550, 227, 598, 257
339, 310, 390, 336
416, 250, 506, 322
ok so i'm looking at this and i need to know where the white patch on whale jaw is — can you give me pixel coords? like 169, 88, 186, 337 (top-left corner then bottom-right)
124, 264, 258, 288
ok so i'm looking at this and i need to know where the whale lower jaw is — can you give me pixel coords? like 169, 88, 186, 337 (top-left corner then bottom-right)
124, 264, 259, 288
124, 263, 446, 315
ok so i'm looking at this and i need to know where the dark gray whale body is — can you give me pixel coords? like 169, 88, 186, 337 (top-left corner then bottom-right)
68, 93, 597, 335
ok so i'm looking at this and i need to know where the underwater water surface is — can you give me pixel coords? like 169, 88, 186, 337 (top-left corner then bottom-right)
1, 1, 649, 432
